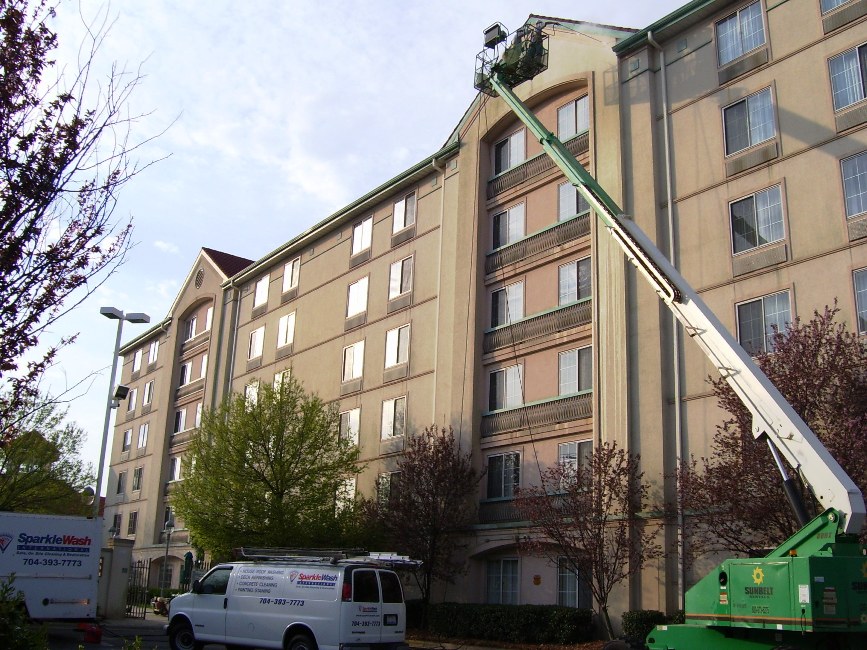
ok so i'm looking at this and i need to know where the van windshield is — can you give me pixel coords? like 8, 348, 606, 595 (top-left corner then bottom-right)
353, 569, 380, 603
379, 571, 403, 603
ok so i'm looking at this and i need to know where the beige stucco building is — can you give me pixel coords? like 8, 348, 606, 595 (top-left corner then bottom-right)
103, 0, 867, 625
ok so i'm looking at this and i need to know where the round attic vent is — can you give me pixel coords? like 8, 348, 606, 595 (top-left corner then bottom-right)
195, 268, 205, 288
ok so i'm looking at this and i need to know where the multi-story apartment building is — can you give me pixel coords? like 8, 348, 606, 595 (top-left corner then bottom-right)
102, 0, 867, 625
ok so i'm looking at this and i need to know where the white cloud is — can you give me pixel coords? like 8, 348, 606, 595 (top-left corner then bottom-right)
154, 240, 179, 254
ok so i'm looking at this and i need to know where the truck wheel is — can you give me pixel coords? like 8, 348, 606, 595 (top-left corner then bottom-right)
168, 621, 201, 650
288, 633, 317, 650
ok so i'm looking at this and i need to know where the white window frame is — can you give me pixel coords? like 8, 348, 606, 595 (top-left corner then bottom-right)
184, 316, 197, 341
346, 276, 369, 318
854, 268, 867, 334
195, 402, 203, 428
715, 1, 766, 67
730, 185, 785, 255
558, 181, 591, 223
148, 339, 159, 365
173, 408, 186, 434
342, 341, 365, 382
723, 87, 775, 156
486, 557, 520, 605
132, 349, 142, 373
488, 364, 523, 411
491, 203, 525, 249
339, 408, 360, 445
736, 290, 791, 355
253, 275, 269, 308
248, 326, 265, 360
492, 128, 526, 175
557, 95, 589, 140
245, 381, 260, 408
381, 396, 407, 439
392, 192, 417, 234
491, 281, 524, 327
205, 306, 213, 331
842, 151, 867, 219
277, 312, 296, 348
274, 369, 291, 391
116, 472, 126, 494
127, 511, 138, 536
352, 216, 373, 255
169, 457, 181, 482
384, 324, 410, 368
126, 388, 137, 412
132, 466, 143, 492
179, 361, 192, 386
143, 380, 154, 406
558, 258, 591, 306
283, 257, 301, 293
388, 256, 413, 300
336, 477, 357, 512
487, 451, 520, 499
200, 354, 208, 379
558, 346, 593, 396
122, 429, 132, 452
137, 423, 148, 449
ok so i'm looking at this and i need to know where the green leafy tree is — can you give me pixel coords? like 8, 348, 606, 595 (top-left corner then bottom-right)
0, 576, 47, 649
173, 377, 363, 557
0, 394, 94, 514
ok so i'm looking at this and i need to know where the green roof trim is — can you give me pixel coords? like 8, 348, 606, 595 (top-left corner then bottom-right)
118, 317, 172, 355
226, 140, 460, 286
612, 0, 718, 54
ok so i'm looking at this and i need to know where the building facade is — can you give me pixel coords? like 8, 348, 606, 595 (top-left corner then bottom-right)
102, 0, 867, 625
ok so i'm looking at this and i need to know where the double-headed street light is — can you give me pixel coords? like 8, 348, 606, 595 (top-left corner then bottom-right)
94, 307, 150, 519
161, 516, 175, 598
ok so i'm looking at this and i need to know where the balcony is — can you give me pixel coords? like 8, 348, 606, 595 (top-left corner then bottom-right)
487, 132, 589, 199
481, 392, 592, 437
170, 429, 195, 448
478, 499, 522, 524
484, 299, 591, 354
486, 212, 590, 275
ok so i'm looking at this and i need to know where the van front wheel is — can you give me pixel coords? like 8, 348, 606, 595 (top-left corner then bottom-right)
288, 633, 316, 650
169, 621, 202, 650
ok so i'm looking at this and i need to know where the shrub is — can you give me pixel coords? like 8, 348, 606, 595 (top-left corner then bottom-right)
426, 603, 593, 643
621, 609, 667, 640
0, 576, 47, 650
667, 609, 685, 625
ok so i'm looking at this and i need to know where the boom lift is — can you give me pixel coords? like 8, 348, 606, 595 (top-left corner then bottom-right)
474, 23, 867, 649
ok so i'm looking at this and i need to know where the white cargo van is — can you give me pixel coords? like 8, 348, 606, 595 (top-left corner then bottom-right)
167, 551, 414, 650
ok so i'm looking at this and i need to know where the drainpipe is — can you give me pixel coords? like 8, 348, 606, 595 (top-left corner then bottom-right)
431, 155, 448, 440
224, 280, 242, 400
647, 30, 685, 610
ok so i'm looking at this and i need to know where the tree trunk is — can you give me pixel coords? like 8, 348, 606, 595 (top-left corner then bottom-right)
600, 604, 615, 640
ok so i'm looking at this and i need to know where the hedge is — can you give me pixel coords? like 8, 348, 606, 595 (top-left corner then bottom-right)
423, 602, 594, 644
621, 609, 667, 640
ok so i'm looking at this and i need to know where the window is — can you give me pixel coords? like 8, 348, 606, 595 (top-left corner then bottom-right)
492, 203, 525, 249
164, 506, 174, 528
378, 471, 401, 506
737, 291, 791, 354
127, 511, 138, 536
558, 558, 591, 607
205, 306, 213, 331
137, 423, 148, 449
716, 1, 765, 66
274, 369, 291, 391
559, 258, 591, 305
195, 402, 203, 428
253, 275, 269, 308
842, 152, 867, 218
143, 380, 154, 405
245, 381, 260, 408
487, 452, 520, 499
347, 276, 369, 317
200, 354, 208, 378
132, 466, 143, 491
392, 192, 417, 233
730, 185, 784, 254
116, 472, 126, 494
830, 44, 867, 111
342, 341, 365, 382
557, 95, 589, 140
854, 268, 867, 334
112, 512, 122, 534
179, 362, 192, 386
173, 408, 187, 434
491, 282, 524, 327
277, 312, 296, 348
493, 129, 526, 175
126, 388, 137, 412
283, 257, 301, 293
248, 326, 265, 360
558, 440, 592, 477
197, 567, 231, 595
336, 477, 356, 512
148, 339, 159, 365
121, 429, 132, 452
489, 365, 523, 411
184, 316, 197, 341
381, 396, 407, 439
724, 88, 775, 155
558, 182, 591, 222
339, 408, 360, 445
169, 457, 181, 481
380, 569, 404, 604
822, 0, 852, 12
352, 216, 373, 255
388, 257, 413, 300
559, 347, 593, 395
486, 558, 519, 604
384, 325, 410, 368
132, 349, 142, 373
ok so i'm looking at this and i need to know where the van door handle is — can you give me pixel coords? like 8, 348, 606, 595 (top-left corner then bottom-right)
224, 597, 228, 609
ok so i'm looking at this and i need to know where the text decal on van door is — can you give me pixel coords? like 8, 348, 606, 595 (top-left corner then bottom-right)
289, 571, 339, 590
235, 566, 284, 595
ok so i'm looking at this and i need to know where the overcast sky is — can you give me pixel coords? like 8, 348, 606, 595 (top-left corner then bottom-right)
37, 0, 685, 493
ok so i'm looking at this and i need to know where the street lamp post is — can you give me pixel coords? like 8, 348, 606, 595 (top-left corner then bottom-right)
94, 307, 150, 519
161, 516, 175, 598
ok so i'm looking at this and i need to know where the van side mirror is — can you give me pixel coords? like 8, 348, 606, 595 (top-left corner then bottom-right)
192, 580, 201, 594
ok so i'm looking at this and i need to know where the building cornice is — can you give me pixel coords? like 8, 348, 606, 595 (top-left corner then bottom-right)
613, 0, 725, 55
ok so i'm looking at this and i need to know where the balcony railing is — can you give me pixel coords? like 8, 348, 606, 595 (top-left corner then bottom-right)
487, 132, 589, 199
478, 499, 522, 524
486, 212, 591, 274
482, 392, 592, 437
484, 299, 591, 353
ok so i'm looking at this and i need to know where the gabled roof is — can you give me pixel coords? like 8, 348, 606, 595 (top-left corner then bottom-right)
202, 247, 254, 277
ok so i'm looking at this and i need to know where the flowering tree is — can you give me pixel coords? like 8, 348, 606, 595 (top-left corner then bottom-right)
514, 441, 660, 640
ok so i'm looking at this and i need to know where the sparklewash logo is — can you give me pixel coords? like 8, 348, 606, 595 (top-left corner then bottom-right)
292, 572, 339, 588
16, 532, 93, 553
0, 533, 12, 553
